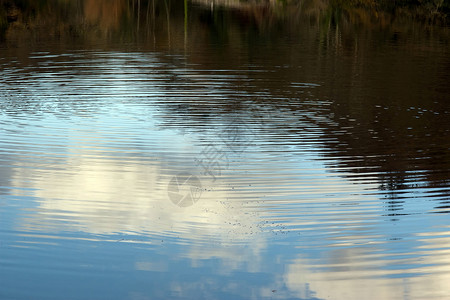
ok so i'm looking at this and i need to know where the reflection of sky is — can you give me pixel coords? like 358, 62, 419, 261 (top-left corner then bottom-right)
1, 51, 450, 300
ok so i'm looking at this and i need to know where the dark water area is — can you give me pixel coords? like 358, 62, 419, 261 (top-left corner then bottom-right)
0, 1, 449, 299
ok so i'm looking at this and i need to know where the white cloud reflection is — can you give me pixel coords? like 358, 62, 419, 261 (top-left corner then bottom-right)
283, 231, 450, 300
9, 138, 450, 300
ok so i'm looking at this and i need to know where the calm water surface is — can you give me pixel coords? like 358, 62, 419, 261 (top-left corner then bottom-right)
0, 1, 450, 299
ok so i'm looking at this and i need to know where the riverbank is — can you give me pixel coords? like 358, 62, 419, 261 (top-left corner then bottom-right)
191, 0, 448, 24
1, 0, 448, 43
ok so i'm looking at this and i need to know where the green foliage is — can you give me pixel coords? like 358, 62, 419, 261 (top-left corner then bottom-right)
328, 0, 448, 23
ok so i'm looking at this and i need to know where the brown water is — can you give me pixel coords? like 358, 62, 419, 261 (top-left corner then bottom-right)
0, 1, 449, 299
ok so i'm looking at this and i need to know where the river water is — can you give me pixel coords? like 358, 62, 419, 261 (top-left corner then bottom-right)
0, 1, 449, 299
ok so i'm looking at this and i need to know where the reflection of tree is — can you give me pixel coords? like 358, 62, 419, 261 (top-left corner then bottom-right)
315, 38, 450, 211
83, 0, 127, 32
